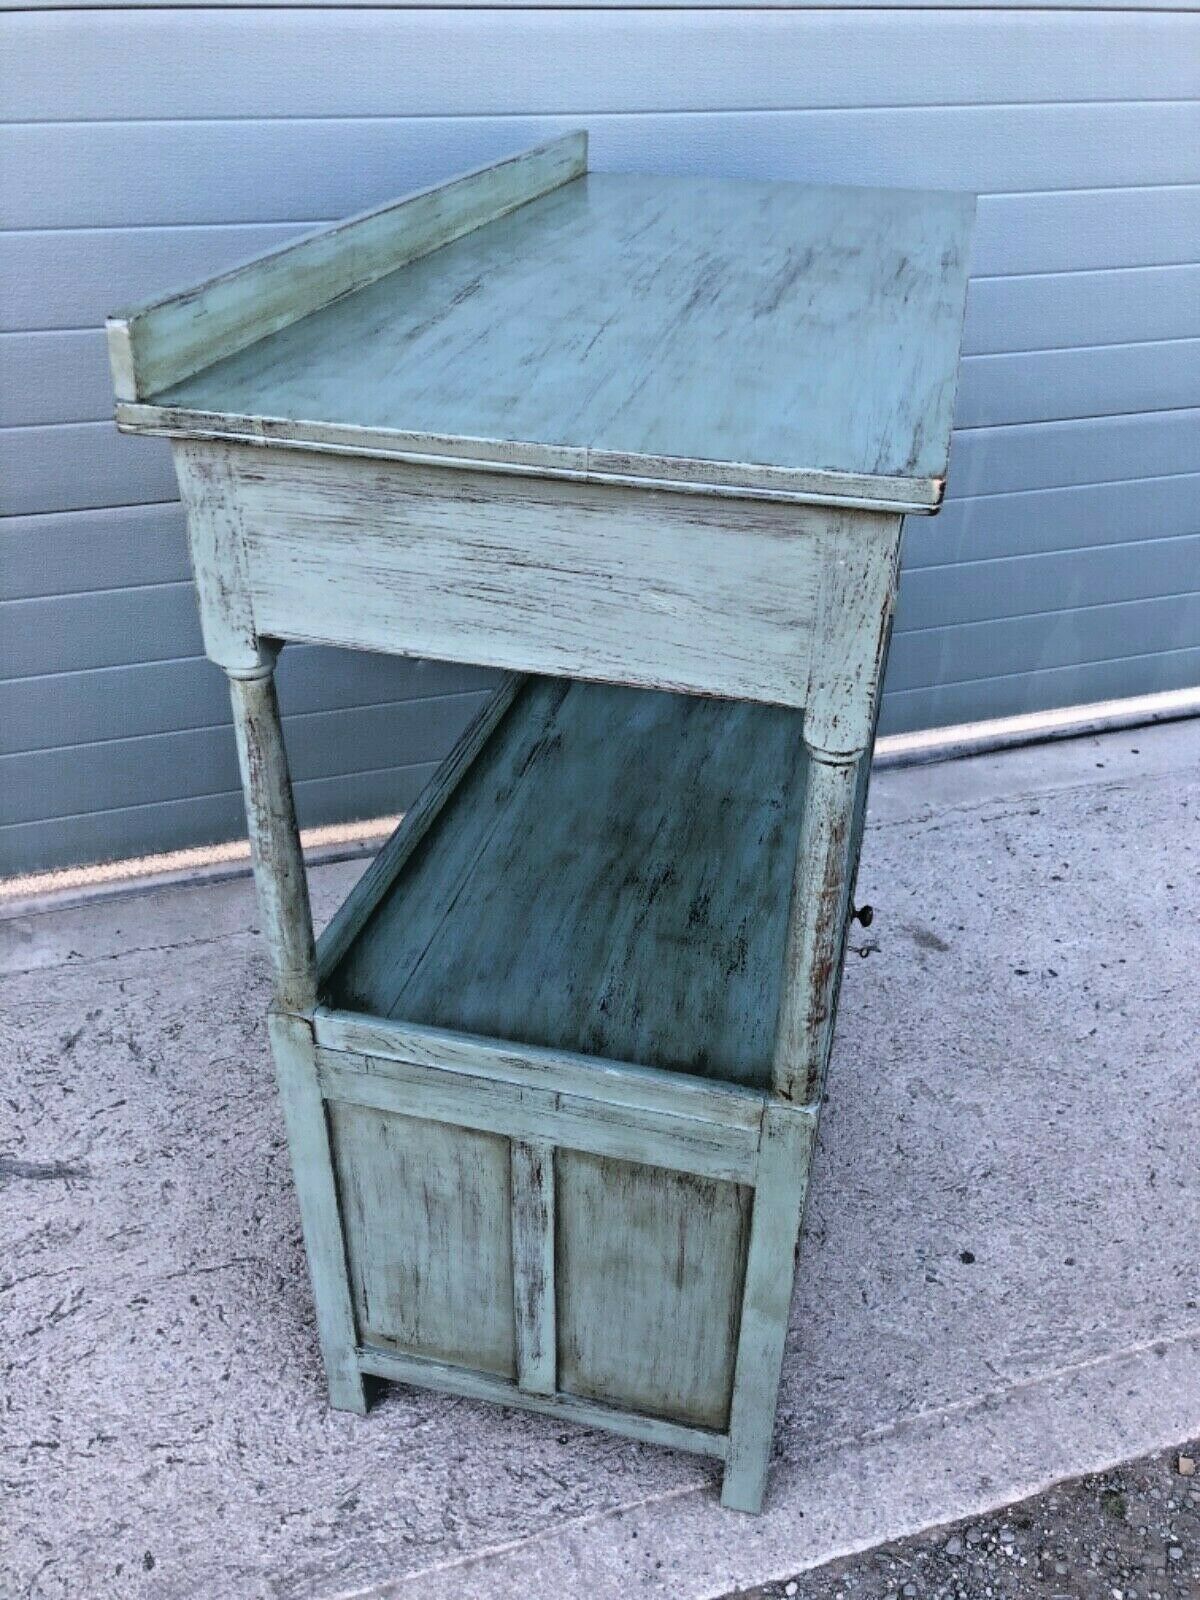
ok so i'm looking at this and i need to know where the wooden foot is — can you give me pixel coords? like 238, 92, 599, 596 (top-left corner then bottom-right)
268, 1010, 368, 1415
721, 1106, 815, 1513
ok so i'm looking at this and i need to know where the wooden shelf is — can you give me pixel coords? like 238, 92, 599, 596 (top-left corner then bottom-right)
321, 674, 810, 1093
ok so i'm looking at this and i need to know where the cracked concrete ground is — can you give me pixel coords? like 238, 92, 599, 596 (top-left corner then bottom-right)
2, 719, 1197, 1600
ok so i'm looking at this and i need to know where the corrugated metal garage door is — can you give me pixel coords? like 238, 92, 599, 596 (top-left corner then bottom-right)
3, 5, 1198, 875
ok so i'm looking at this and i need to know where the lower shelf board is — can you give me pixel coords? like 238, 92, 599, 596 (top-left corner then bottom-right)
323, 674, 810, 1093
355, 1343, 729, 1460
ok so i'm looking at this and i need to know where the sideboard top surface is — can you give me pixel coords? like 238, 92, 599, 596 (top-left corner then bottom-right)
119, 143, 974, 511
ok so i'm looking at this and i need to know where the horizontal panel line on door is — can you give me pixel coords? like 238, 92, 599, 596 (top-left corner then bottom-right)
1, 498, 179, 525
14, 92, 1200, 131
906, 526, 1200, 577
894, 585, 1200, 639
888, 638, 1200, 697
952, 402, 1200, 432
0, 578, 194, 607
0, 688, 492, 762
944, 466, 1200, 505
0, 757, 440, 834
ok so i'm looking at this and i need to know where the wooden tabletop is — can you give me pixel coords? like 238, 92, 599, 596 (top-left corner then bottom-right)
113, 136, 974, 512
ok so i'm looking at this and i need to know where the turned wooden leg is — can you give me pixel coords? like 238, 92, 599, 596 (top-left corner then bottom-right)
226, 654, 317, 1015
723, 736, 866, 1511
771, 746, 863, 1106
226, 656, 367, 1414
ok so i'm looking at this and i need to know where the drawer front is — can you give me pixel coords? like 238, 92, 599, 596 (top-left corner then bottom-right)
207, 441, 897, 715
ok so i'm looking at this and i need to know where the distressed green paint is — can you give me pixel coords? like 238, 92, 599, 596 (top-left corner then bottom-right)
327, 676, 812, 1088
267, 1010, 366, 1415
723, 1105, 816, 1512
356, 1344, 728, 1462
511, 1140, 557, 1396
121, 152, 972, 512
556, 1150, 752, 1431
329, 1101, 517, 1378
107, 132, 587, 404
110, 136, 972, 1514
316, 1048, 760, 1186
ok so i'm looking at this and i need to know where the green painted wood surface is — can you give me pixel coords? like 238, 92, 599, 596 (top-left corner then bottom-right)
556, 1150, 751, 1431
511, 1139, 557, 1396
112, 136, 971, 1514
106, 132, 587, 402
317, 1049, 762, 1185
199, 440, 887, 716
267, 1010, 367, 1414
315, 672, 524, 982
326, 675, 811, 1090
355, 1344, 727, 1463
722, 1104, 816, 1511
329, 1101, 517, 1378
228, 663, 318, 1013
311, 1011, 767, 1132
117, 147, 973, 511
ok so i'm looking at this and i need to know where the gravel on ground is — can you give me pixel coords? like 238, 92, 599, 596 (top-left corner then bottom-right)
725, 1441, 1200, 1600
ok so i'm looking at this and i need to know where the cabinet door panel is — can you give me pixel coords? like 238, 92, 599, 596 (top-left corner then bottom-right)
330, 1103, 516, 1378
556, 1149, 750, 1429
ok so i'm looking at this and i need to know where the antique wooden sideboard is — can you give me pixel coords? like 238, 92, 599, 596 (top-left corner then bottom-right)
107, 132, 973, 1512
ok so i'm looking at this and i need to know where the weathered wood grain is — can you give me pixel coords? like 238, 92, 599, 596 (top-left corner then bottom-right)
326, 676, 811, 1088
123, 166, 973, 510
329, 1101, 517, 1378
267, 1009, 367, 1414
722, 1104, 816, 1512
312, 1013, 767, 1132
510, 1140, 556, 1396
228, 660, 316, 1014
128, 146, 970, 1512
556, 1150, 751, 1430
770, 752, 860, 1105
317, 1052, 761, 1185
355, 1345, 727, 1462
314, 672, 525, 983
803, 511, 902, 758
809, 610, 895, 1104
215, 442, 830, 709
106, 131, 587, 402
171, 440, 260, 674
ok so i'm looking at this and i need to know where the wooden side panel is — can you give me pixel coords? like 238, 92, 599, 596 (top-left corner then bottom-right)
356, 1345, 726, 1462
328, 1103, 516, 1379
317, 1050, 760, 1185
106, 132, 586, 401
229, 445, 825, 708
313, 1012, 766, 1133
314, 671, 524, 983
556, 1150, 751, 1430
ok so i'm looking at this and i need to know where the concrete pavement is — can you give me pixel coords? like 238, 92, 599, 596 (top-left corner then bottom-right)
2, 719, 1197, 1599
